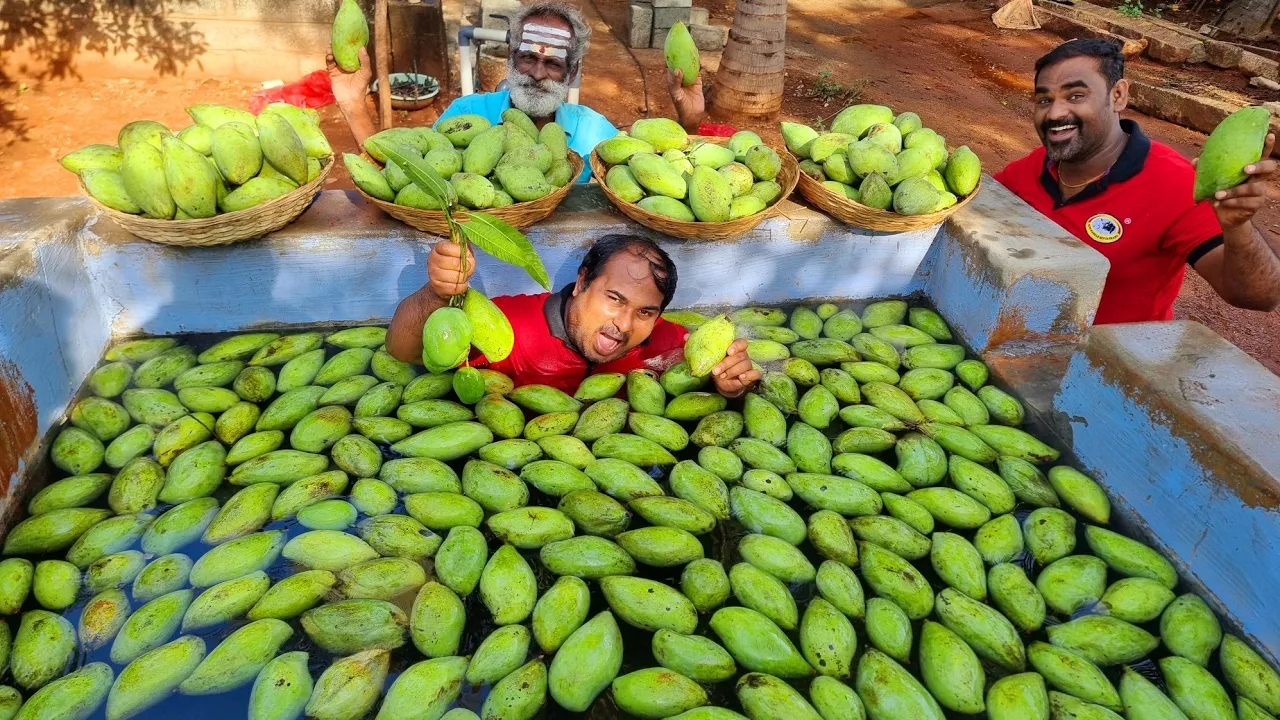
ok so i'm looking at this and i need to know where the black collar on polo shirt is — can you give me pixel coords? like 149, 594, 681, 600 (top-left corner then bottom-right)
1040, 118, 1151, 209
543, 284, 576, 345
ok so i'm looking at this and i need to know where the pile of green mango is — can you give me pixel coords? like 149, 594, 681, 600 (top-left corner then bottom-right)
782, 103, 982, 216
3, 299, 1278, 720
345, 107, 575, 211
60, 103, 332, 220
597, 120, 787, 222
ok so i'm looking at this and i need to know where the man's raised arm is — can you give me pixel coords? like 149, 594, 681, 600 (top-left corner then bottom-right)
385, 240, 478, 363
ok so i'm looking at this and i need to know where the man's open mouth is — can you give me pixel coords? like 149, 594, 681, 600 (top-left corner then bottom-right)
1046, 123, 1079, 143
594, 332, 623, 356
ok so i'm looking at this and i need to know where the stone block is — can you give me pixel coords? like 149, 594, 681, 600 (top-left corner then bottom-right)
1241, 51, 1280, 81
654, 0, 693, 7
689, 24, 727, 51
628, 3, 653, 48
690, 7, 709, 25
480, 0, 522, 31
652, 27, 671, 49
1204, 39, 1244, 68
654, 6, 693, 29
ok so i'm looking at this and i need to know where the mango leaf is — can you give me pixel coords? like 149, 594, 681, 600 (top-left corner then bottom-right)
379, 142, 455, 208
459, 212, 551, 290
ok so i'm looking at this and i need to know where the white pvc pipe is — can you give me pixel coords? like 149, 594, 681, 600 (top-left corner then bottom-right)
473, 28, 507, 42
460, 44, 475, 96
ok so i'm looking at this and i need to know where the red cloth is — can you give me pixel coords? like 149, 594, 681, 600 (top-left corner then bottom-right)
248, 71, 336, 114
471, 293, 689, 394
994, 121, 1223, 325
698, 123, 738, 138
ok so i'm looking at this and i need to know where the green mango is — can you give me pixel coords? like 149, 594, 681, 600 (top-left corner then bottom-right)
710, 606, 811, 678
629, 413, 691, 452
996, 456, 1060, 507
468, 395, 522, 441
353, 381, 403, 417
682, 559, 731, 614
298, 597, 401, 661
1194, 106, 1270, 201
601, 576, 696, 634
1158, 593, 1224, 667
1084, 525, 1176, 588
540, 536, 635, 579
281, 530, 377, 572
1120, 667, 1188, 720
786, 422, 831, 475
1025, 507, 1078, 564
807, 509, 858, 565
255, 386, 325, 432
667, 392, 729, 422
225, 431, 284, 466
849, 515, 930, 560
742, 468, 792, 501
372, 656, 465, 720
70, 397, 132, 442
987, 673, 1050, 720
466, 625, 531, 686
1161, 655, 1235, 720
1049, 692, 1126, 720
558, 490, 632, 536
1046, 615, 1159, 666
487, 507, 574, 549
356, 513, 441, 559
816, 559, 865, 620
855, 649, 945, 720
391, 421, 494, 461
919, 422, 997, 463
380, 456, 460, 493
106, 635, 206, 719
949, 455, 1016, 514
1238, 697, 1278, 720
201, 484, 277, 545
930, 531, 987, 600
524, 411, 580, 441
11, 610, 76, 691
329, 434, 382, 478
12, 660, 112, 720
736, 672, 823, 720
730, 562, 799, 631
786, 471, 882, 516
0, 559, 32, 615
533, 575, 591, 653
935, 588, 1025, 671
27, 473, 112, 516
799, 597, 856, 679
152, 414, 213, 467
593, 432, 676, 468
572, 398, 628, 443
906, 487, 990, 529
731, 486, 805, 545
989, 563, 1046, 633
461, 459, 529, 512
110, 589, 192, 665
1220, 634, 1280, 715
480, 659, 546, 720
1099, 577, 1175, 623
730, 438, 796, 476
372, 348, 419, 384
833, 453, 911, 493
182, 572, 270, 631
880, 491, 934, 535
858, 541, 933, 620
480, 544, 537, 625
661, 362, 709, 396
104, 425, 157, 469
518, 460, 592, 497
140, 498, 218, 555
352, 417, 412, 444
318, 374, 381, 407
626, 370, 667, 415
1037, 555, 1107, 615
65, 513, 153, 569
305, 650, 389, 720
653, 630, 736, 684
919, 620, 985, 714
669, 460, 730, 521
49, 427, 105, 476
1028, 641, 1123, 712
247, 569, 336, 620
510, 384, 582, 414
631, 495, 716, 534
973, 513, 1024, 565
739, 533, 816, 583
613, 667, 708, 719
692, 410, 745, 447
270, 470, 351, 521
77, 591, 131, 650
586, 457, 664, 501
178, 619, 293, 695
409, 583, 464, 657
919, 397, 968, 428
397, 399, 474, 429
132, 346, 197, 388
337, 556, 426, 600
84, 551, 147, 594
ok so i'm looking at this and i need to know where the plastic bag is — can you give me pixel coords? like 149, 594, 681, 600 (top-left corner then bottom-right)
249, 71, 337, 114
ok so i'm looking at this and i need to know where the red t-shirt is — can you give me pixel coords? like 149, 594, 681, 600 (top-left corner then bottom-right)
471, 286, 689, 393
995, 120, 1223, 324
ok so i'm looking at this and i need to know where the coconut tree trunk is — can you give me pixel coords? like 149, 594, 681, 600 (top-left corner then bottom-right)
1215, 0, 1280, 39
711, 0, 788, 119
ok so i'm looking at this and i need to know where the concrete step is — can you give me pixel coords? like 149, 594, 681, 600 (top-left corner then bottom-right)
1032, 0, 1206, 64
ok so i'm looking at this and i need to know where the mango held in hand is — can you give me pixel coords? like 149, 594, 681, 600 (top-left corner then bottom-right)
463, 288, 515, 362
422, 307, 472, 373
331, 0, 369, 72
1194, 106, 1269, 202
665, 21, 700, 86
684, 314, 735, 377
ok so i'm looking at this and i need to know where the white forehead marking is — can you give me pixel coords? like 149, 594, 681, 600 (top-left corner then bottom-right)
518, 42, 568, 58
525, 23, 571, 38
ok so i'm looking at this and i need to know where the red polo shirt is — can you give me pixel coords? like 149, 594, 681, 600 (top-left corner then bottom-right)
995, 120, 1223, 324
471, 285, 689, 393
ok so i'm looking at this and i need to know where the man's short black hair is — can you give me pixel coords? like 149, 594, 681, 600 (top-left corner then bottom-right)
1035, 38, 1126, 88
578, 235, 678, 309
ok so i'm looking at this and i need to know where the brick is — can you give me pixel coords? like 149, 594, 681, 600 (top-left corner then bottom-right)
653, 0, 693, 7
653, 6, 692, 29
689, 23, 727, 51
690, 7, 709, 25
652, 27, 671, 49
628, 4, 653, 49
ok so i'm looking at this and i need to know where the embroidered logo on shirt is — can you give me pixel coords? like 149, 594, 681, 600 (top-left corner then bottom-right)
1085, 213, 1123, 244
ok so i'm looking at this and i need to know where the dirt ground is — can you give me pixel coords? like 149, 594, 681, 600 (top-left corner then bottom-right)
0, 0, 1276, 372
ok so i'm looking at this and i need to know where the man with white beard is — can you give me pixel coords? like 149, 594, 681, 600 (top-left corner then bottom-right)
330, 1, 706, 183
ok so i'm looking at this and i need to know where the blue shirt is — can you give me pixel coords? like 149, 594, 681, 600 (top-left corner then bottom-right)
435, 91, 616, 183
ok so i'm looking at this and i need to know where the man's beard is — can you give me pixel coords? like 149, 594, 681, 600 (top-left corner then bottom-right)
507, 58, 569, 119
1040, 114, 1089, 162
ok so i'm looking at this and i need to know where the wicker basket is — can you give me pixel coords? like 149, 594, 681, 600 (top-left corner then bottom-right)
81, 156, 333, 247
354, 150, 584, 235
793, 160, 981, 232
589, 136, 800, 241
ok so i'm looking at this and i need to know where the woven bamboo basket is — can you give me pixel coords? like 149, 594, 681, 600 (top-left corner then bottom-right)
589, 136, 800, 241
793, 159, 981, 232
81, 156, 333, 247
354, 150, 584, 235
